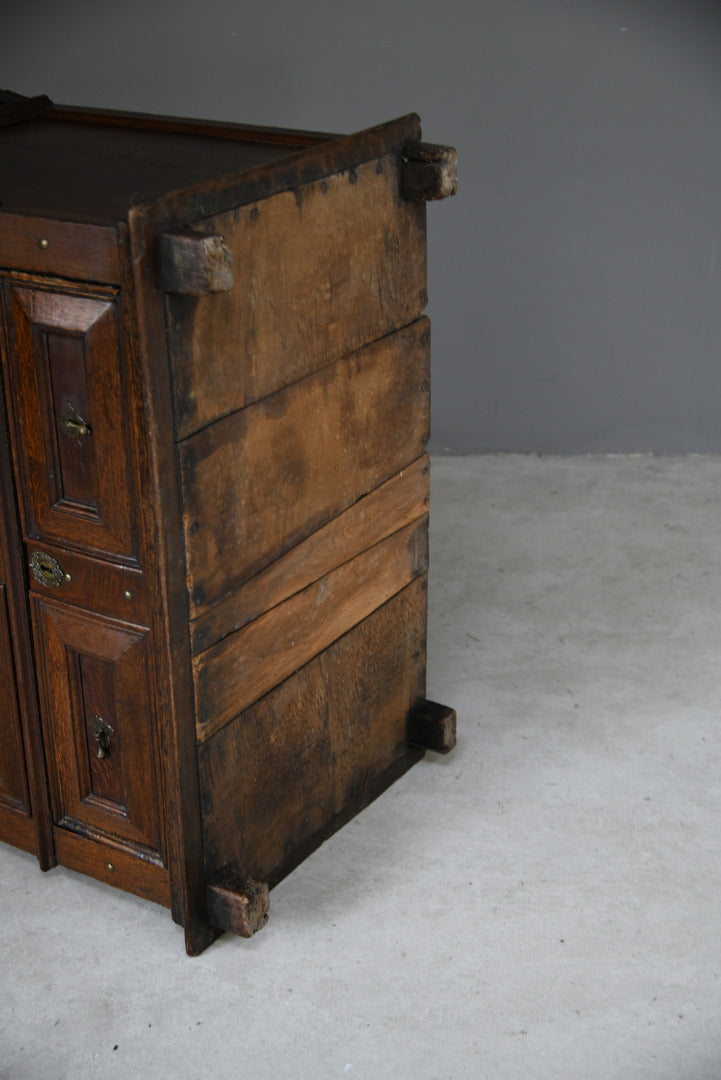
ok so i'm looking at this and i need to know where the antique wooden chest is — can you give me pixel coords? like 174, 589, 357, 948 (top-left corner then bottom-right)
0, 91, 456, 953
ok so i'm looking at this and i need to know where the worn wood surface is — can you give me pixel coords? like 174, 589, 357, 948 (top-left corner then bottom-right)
194, 519, 427, 743
53, 827, 170, 907
206, 868, 269, 937
0, 103, 452, 953
159, 232, 234, 295
166, 154, 426, 437
402, 142, 458, 202
181, 318, 430, 617
0, 213, 120, 282
409, 699, 458, 754
198, 578, 427, 887
190, 454, 429, 655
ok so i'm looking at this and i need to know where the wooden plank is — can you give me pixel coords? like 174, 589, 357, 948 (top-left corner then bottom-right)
198, 578, 427, 887
166, 152, 427, 437
44, 103, 334, 148
180, 318, 430, 617
127, 196, 217, 955
194, 519, 428, 744
0, 213, 121, 283
139, 113, 422, 236
53, 827, 170, 908
190, 454, 429, 656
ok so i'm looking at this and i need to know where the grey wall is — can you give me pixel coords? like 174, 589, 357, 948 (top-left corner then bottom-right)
3, 0, 721, 453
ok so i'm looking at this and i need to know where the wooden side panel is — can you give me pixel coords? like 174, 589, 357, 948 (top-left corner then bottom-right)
194, 519, 428, 743
180, 318, 430, 617
166, 152, 426, 438
190, 454, 429, 655
198, 578, 427, 887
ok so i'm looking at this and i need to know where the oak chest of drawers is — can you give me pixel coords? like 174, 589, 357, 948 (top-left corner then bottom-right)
0, 92, 456, 953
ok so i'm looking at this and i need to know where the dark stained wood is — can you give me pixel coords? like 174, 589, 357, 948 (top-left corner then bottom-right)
137, 113, 423, 235
0, 121, 302, 225
180, 319, 430, 616
30, 595, 164, 858
53, 827, 170, 907
206, 868, 269, 938
194, 519, 428, 743
409, 700, 458, 754
198, 579, 427, 888
2, 280, 137, 560
0, 91, 53, 126
127, 190, 218, 956
159, 232, 234, 295
166, 155, 427, 437
0, 213, 121, 282
0, 102, 455, 953
0, 585, 31, 817
45, 102, 333, 148
402, 142, 458, 202
24, 540, 148, 624
190, 454, 429, 656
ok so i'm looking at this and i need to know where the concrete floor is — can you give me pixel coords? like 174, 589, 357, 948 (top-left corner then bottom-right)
2, 454, 721, 1079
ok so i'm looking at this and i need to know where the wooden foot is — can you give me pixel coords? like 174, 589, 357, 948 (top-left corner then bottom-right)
409, 699, 457, 754
401, 143, 458, 202
206, 868, 269, 938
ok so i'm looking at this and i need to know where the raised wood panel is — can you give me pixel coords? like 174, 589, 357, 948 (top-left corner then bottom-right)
180, 318, 430, 617
190, 454, 430, 655
3, 281, 136, 560
31, 596, 164, 861
194, 519, 428, 744
166, 152, 427, 438
198, 578, 427, 886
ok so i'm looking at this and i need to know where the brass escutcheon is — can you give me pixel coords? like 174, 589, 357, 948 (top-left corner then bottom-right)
29, 550, 65, 588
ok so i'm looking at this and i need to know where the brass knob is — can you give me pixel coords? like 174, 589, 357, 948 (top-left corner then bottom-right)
29, 550, 65, 588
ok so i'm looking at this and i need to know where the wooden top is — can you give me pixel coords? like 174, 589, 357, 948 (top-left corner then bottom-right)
0, 103, 332, 225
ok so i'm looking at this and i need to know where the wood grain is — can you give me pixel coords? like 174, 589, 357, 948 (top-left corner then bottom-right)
194, 519, 428, 743
190, 454, 429, 655
166, 153, 426, 437
180, 318, 430, 617
198, 578, 427, 887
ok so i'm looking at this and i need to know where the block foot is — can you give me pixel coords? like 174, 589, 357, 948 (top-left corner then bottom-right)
409, 699, 457, 754
206, 868, 269, 938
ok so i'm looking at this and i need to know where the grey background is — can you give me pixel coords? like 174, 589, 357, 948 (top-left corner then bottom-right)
3, 0, 721, 453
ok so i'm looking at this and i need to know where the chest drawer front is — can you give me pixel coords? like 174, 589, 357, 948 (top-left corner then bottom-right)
2, 280, 136, 560
30, 595, 164, 862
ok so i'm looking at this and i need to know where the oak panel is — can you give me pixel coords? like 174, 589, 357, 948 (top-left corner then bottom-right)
181, 318, 430, 617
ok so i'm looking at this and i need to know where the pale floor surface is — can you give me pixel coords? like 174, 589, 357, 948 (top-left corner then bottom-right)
2, 455, 721, 1080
